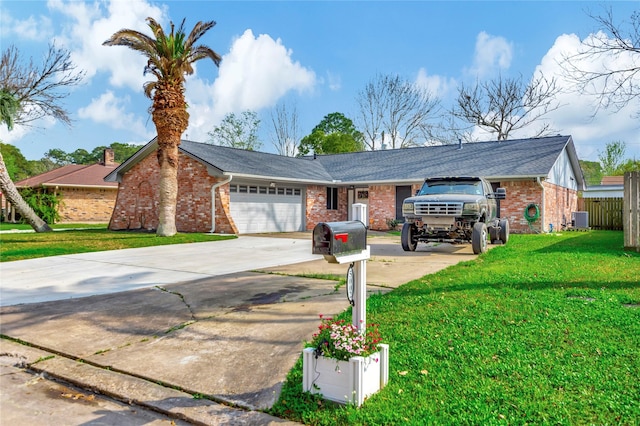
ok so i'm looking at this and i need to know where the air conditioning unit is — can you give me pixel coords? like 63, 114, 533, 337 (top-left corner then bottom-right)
572, 211, 589, 228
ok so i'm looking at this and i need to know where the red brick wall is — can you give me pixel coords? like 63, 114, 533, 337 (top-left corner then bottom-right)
109, 151, 236, 234
368, 185, 396, 230
58, 188, 117, 222
492, 180, 576, 233
543, 180, 578, 231
497, 180, 543, 233
305, 185, 347, 230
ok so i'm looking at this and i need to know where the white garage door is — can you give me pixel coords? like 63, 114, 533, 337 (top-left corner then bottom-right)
229, 183, 304, 234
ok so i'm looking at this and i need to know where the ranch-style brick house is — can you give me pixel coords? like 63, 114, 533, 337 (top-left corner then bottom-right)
12, 149, 119, 223
105, 135, 585, 235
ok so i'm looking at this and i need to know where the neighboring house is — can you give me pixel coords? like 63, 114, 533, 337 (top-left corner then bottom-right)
579, 175, 625, 230
582, 175, 624, 198
105, 135, 585, 235
13, 149, 119, 223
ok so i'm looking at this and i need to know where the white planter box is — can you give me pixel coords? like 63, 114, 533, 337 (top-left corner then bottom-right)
302, 344, 389, 406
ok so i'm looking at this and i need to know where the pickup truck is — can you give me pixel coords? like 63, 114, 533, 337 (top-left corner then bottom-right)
401, 176, 509, 254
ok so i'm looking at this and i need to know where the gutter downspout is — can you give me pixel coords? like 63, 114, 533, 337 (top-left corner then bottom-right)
536, 177, 545, 233
210, 175, 233, 234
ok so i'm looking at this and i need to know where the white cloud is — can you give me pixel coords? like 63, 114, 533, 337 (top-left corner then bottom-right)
0, 10, 53, 41
467, 31, 513, 78
326, 71, 342, 91
0, 123, 30, 145
46, 0, 166, 89
212, 29, 316, 114
78, 91, 152, 139
534, 32, 640, 160
415, 68, 457, 99
185, 29, 316, 141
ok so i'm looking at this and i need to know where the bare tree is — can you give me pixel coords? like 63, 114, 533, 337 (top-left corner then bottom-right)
0, 44, 85, 127
561, 8, 640, 115
0, 44, 85, 232
208, 110, 261, 151
451, 74, 560, 141
356, 73, 440, 150
270, 101, 300, 156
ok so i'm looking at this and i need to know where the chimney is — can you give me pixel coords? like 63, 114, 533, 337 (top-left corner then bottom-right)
103, 148, 115, 166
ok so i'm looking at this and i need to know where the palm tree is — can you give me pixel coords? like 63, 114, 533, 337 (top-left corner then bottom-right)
104, 18, 221, 236
0, 90, 52, 232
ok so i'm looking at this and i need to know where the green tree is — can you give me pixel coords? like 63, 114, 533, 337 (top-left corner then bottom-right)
69, 148, 94, 164
298, 112, 364, 155
44, 142, 142, 166
104, 17, 222, 236
579, 160, 603, 186
617, 158, 640, 174
44, 148, 71, 166
0, 44, 83, 232
208, 110, 261, 151
103, 142, 141, 163
598, 140, 626, 175
0, 143, 33, 181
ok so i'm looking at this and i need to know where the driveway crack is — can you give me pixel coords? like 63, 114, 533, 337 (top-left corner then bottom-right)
155, 286, 196, 321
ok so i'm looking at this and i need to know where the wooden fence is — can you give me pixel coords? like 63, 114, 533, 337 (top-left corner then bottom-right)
624, 171, 640, 252
578, 197, 623, 230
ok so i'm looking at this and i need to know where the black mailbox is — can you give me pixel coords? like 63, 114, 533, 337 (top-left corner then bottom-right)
312, 221, 367, 262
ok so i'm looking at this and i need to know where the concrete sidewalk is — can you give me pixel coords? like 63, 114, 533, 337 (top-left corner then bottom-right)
0, 233, 483, 425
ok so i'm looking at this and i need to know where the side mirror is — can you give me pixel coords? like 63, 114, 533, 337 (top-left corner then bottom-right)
492, 187, 506, 200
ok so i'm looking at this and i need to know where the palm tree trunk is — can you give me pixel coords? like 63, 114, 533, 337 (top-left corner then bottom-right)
155, 140, 178, 237
0, 152, 52, 232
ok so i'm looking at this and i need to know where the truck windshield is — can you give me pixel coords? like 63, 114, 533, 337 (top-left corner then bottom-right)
418, 181, 482, 195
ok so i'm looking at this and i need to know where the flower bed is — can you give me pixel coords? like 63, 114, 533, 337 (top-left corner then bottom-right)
302, 315, 389, 406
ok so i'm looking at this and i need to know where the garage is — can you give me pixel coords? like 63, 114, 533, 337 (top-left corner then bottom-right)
229, 183, 304, 234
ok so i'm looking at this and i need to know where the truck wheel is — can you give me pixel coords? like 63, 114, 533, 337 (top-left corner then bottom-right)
489, 226, 499, 244
471, 222, 488, 254
499, 218, 510, 244
401, 222, 417, 251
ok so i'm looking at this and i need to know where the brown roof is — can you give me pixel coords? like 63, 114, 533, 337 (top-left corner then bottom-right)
16, 163, 119, 189
601, 176, 624, 185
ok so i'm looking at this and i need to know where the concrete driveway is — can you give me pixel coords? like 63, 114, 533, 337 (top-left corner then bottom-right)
0, 233, 486, 425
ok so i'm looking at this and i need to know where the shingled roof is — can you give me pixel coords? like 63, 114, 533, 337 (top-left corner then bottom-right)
106, 135, 583, 187
17, 163, 119, 189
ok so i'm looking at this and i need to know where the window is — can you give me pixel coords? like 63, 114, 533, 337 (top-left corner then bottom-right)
327, 187, 338, 210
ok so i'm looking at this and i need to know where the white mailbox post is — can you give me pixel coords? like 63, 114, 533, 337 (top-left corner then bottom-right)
349, 203, 368, 333
306, 204, 389, 406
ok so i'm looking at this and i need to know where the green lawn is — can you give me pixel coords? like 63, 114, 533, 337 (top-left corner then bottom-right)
270, 231, 640, 425
0, 222, 107, 231
0, 225, 236, 262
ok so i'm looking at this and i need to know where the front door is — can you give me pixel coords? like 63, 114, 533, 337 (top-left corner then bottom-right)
395, 186, 412, 221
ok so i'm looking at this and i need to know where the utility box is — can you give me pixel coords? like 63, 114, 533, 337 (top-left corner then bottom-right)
312, 221, 367, 263
572, 211, 589, 229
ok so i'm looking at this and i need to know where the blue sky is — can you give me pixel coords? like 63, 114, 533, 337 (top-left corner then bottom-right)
1, 0, 639, 162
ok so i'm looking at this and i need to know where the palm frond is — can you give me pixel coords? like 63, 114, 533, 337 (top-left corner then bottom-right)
0, 90, 20, 130
185, 21, 216, 49
102, 29, 157, 58
189, 46, 222, 67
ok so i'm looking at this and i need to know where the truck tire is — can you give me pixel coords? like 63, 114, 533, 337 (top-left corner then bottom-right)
471, 222, 487, 254
489, 226, 499, 244
499, 218, 510, 244
401, 222, 417, 251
